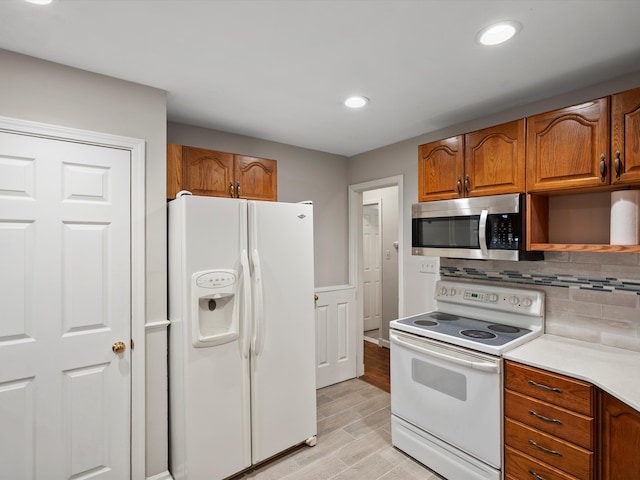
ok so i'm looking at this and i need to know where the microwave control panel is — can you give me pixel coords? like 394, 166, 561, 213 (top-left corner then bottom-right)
487, 213, 520, 250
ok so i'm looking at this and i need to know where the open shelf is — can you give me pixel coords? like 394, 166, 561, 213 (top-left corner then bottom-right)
527, 191, 640, 253
529, 243, 640, 253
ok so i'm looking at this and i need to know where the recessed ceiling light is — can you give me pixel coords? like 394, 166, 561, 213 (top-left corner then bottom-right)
24, 0, 54, 4
477, 21, 522, 46
344, 96, 369, 109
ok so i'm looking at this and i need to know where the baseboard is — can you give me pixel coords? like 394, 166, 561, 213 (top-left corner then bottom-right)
147, 471, 173, 480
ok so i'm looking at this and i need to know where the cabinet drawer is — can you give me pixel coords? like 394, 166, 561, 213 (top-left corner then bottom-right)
505, 362, 594, 415
505, 445, 581, 480
505, 389, 594, 450
505, 418, 594, 479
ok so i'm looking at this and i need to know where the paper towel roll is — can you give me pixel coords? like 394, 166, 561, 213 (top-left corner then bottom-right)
610, 190, 640, 245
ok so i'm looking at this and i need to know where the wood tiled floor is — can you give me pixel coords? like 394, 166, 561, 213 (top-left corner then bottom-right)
360, 341, 390, 392
231, 378, 443, 480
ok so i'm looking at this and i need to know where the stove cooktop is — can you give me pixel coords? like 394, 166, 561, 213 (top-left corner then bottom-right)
390, 280, 545, 355
393, 311, 532, 347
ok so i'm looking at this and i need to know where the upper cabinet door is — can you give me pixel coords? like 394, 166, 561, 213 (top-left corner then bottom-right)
527, 98, 610, 192
464, 119, 526, 197
418, 135, 464, 202
183, 146, 234, 197
611, 87, 640, 186
234, 155, 278, 202
166, 144, 234, 199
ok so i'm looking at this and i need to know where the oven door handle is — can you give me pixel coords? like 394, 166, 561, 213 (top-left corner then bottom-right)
390, 332, 500, 373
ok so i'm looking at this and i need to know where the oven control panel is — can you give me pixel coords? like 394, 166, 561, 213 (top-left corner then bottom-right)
463, 290, 499, 303
436, 280, 544, 316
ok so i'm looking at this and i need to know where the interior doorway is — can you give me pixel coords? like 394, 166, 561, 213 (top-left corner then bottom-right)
362, 201, 382, 343
349, 176, 403, 377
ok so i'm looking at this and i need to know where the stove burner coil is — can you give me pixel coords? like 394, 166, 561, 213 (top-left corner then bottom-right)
429, 312, 459, 321
488, 324, 521, 334
414, 320, 438, 327
460, 329, 497, 339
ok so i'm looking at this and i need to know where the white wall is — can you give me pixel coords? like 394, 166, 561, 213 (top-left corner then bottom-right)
0, 49, 170, 478
348, 70, 640, 318
167, 122, 350, 287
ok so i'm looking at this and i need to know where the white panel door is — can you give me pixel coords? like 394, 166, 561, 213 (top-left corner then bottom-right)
362, 204, 381, 332
314, 286, 357, 389
0, 132, 131, 479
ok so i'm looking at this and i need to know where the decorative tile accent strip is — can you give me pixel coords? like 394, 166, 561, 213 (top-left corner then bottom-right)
440, 266, 640, 294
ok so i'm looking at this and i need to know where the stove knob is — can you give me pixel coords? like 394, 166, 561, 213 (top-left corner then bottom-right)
449, 288, 457, 296
489, 293, 499, 302
522, 297, 533, 307
508, 295, 519, 305
439, 287, 448, 296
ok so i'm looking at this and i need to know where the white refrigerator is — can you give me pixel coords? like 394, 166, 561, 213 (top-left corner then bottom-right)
168, 195, 317, 480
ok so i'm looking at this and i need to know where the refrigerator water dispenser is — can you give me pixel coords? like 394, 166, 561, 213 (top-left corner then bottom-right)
191, 269, 239, 347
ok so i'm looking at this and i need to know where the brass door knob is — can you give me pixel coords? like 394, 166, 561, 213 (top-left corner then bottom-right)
112, 341, 126, 354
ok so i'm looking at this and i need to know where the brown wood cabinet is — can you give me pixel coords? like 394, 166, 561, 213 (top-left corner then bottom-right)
417, 120, 525, 202
527, 97, 610, 193
464, 119, 526, 197
418, 135, 464, 201
524, 87, 640, 253
167, 144, 277, 201
527, 88, 640, 193
599, 390, 640, 479
611, 86, 640, 185
504, 361, 596, 480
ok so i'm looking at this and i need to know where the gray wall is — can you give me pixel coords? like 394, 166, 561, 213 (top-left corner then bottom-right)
167, 122, 350, 287
348, 69, 640, 335
0, 49, 169, 478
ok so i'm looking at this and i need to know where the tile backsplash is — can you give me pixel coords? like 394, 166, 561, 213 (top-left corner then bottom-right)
440, 252, 640, 352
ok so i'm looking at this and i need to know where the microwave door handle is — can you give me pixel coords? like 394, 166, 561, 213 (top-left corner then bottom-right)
479, 209, 489, 258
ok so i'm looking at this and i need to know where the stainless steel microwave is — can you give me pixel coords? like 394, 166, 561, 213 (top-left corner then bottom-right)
412, 193, 543, 261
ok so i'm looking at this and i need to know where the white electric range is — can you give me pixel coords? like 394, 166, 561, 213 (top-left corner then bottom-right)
390, 280, 545, 480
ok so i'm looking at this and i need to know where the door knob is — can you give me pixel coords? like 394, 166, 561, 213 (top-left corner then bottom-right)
112, 341, 126, 354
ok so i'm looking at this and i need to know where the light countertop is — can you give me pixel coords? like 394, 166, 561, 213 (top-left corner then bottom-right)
504, 334, 640, 412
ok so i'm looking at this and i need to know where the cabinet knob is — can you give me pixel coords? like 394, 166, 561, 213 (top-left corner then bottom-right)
236, 181, 241, 198
599, 153, 607, 182
229, 182, 235, 198
456, 177, 462, 196
614, 150, 622, 180
464, 175, 470, 195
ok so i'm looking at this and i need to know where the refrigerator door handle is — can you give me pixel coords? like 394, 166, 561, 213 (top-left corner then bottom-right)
251, 247, 265, 356
240, 248, 252, 359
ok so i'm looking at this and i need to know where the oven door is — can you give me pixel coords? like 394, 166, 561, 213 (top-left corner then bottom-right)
390, 330, 502, 468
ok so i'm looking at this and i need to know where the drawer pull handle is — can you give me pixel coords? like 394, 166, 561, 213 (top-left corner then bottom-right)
528, 380, 562, 394
528, 439, 563, 456
528, 469, 546, 480
529, 409, 562, 424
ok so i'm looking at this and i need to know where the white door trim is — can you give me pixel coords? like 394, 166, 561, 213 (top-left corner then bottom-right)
348, 176, 403, 377
0, 115, 146, 479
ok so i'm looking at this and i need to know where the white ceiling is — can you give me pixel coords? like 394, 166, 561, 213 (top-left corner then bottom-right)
1, 0, 640, 157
